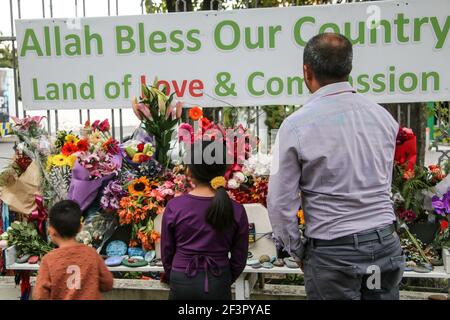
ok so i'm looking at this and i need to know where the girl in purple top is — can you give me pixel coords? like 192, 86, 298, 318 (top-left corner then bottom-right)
161, 140, 249, 300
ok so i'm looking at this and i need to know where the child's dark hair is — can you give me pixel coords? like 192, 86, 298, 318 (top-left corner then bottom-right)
49, 200, 82, 238
187, 140, 234, 231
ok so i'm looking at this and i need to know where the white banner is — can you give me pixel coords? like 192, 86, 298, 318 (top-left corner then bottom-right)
16, 0, 450, 110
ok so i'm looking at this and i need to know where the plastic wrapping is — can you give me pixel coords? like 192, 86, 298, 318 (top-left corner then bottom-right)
77, 199, 118, 251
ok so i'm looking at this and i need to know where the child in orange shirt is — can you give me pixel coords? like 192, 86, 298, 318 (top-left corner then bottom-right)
33, 200, 114, 300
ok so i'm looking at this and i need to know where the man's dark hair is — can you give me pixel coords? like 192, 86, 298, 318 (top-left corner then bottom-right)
49, 200, 82, 238
303, 33, 353, 85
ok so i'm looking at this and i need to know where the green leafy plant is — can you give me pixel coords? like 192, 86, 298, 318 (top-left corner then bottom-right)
5, 221, 53, 258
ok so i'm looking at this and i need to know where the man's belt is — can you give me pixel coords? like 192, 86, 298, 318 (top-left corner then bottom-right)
309, 224, 396, 247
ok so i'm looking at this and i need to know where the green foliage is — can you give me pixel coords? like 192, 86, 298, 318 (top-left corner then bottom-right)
391, 165, 435, 222
0, 34, 16, 68
223, 107, 238, 127
146, 0, 321, 13
262, 105, 298, 130
54, 130, 70, 150
429, 102, 450, 146
233, 0, 320, 9
6, 221, 53, 257
123, 271, 143, 279
145, 0, 168, 13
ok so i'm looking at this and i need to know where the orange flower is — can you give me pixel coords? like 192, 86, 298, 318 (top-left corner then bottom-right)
151, 230, 161, 243
61, 142, 78, 156
188, 106, 203, 121
297, 209, 305, 225
403, 169, 414, 181
129, 240, 139, 247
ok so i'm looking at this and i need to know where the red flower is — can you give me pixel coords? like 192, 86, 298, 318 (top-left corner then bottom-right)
137, 143, 145, 152
229, 189, 251, 204
91, 120, 100, 130
99, 119, 110, 132
61, 142, 78, 156
102, 137, 120, 155
15, 154, 32, 172
84, 120, 90, 128
440, 220, 449, 232
76, 139, 89, 152
139, 154, 151, 162
200, 117, 211, 129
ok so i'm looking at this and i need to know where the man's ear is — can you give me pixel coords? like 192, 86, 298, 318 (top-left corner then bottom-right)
303, 64, 312, 82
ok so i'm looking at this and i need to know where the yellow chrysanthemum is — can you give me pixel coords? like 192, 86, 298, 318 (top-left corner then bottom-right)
52, 154, 67, 167
65, 134, 79, 144
46, 156, 54, 171
210, 176, 226, 190
66, 154, 77, 168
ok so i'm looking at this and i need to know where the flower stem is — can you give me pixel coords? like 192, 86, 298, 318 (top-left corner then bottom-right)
404, 224, 431, 264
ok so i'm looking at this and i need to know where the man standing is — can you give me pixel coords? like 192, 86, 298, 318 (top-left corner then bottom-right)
267, 33, 405, 300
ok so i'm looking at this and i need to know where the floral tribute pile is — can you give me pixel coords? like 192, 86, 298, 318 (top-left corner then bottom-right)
1, 98, 450, 275
0, 83, 270, 259
391, 127, 450, 266
177, 106, 269, 206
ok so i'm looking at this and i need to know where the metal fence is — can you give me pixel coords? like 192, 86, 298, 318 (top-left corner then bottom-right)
0, 0, 427, 143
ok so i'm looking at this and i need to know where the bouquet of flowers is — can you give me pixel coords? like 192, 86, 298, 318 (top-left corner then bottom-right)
67, 120, 122, 211
122, 140, 155, 166
227, 165, 269, 206
117, 167, 193, 250
1, 116, 51, 215
132, 80, 183, 168
2, 221, 53, 258
178, 107, 268, 206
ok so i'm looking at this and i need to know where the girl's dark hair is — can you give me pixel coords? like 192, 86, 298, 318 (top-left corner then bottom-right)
187, 140, 234, 231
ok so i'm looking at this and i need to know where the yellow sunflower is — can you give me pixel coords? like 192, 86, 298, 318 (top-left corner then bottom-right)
65, 134, 79, 144
128, 177, 151, 197
52, 154, 67, 167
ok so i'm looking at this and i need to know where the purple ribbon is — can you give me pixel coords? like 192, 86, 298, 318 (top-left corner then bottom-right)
30, 195, 47, 235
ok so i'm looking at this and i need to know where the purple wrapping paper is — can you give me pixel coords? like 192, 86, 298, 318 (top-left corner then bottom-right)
68, 154, 122, 211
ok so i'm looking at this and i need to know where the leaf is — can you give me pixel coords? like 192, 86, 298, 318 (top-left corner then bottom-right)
141, 84, 150, 99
